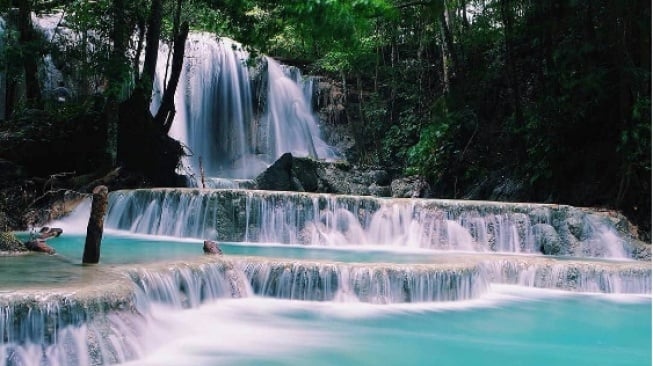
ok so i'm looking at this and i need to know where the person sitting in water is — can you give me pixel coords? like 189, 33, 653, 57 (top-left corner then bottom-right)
52, 81, 72, 103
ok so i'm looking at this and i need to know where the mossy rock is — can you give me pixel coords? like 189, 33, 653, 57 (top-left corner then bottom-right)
0, 231, 27, 252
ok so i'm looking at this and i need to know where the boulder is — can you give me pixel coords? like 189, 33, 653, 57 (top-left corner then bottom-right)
203, 240, 223, 255
24, 239, 56, 254
290, 157, 320, 192
255, 153, 396, 197
391, 176, 432, 198
38, 227, 63, 240
254, 153, 301, 191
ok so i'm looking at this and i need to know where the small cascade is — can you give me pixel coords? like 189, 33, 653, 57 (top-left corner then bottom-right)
0, 258, 249, 366
103, 189, 643, 259
0, 285, 143, 366
32, 13, 65, 93
260, 57, 337, 161
482, 257, 652, 294
237, 258, 486, 303
128, 260, 250, 308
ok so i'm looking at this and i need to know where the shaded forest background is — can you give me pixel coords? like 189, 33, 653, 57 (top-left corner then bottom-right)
0, 0, 650, 238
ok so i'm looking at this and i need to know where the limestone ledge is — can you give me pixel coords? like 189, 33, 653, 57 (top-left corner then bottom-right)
1, 254, 650, 345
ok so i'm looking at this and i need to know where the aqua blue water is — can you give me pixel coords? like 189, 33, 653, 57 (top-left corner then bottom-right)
13, 233, 495, 265
127, 288, 652, 366
3, 234, 651, 366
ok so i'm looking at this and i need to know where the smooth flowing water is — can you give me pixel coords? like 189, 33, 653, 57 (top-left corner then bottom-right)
152, 34, 335, 182
124, 290, 652, 366
2, 223, 651, 365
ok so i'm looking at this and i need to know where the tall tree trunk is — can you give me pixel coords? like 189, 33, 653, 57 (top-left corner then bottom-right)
154, 21, 189, 133
104, 0, 129, 166
142, 0, 162, 98
17, 0, 41, 106
438, 25, 450, 94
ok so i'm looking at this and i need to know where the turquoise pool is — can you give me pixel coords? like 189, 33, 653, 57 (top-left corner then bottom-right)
126, 288, 651, 366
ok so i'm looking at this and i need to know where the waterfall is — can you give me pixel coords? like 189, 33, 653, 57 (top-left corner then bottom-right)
482, 258, 652, 293
0, 283, 143, 366
236, 258, 487, 303
153, 35, 258, 180
103, 189, 640, 259
152, 34, 337, 182
260, 57, 337, 161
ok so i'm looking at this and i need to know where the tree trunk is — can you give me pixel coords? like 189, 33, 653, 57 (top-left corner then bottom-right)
154, 21, 189, 133
439, 4, 457, 78
106, 0, 128, 99
17, 0, 41, 106
142, 0, 162, 97
82, 185, 109, 264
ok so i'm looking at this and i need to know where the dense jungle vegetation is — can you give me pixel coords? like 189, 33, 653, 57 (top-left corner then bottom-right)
0, 0, 650, 237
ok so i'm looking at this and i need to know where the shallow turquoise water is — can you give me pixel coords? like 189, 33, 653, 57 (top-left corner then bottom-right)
3, 234, 651, 366
12, 232, 501, 266
14, 232, 630, 266
127, 289, 652, 366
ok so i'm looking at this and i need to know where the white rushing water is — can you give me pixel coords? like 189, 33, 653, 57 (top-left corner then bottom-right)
3, 283, 650, 366
100, 189, 634, 259
152, 34, 336, 182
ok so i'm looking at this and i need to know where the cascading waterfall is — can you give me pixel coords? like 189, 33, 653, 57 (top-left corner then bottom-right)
6, 200, 651, 365
154, 35, 257, 180
153, 34, 337, 183
260, 57, 337, 162
236, 258, 487, 303
0, 259, 246, 366
481, 258, 652, 293
103, 189, 637, 259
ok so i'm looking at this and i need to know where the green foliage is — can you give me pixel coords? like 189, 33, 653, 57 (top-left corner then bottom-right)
406, 98, 451, 178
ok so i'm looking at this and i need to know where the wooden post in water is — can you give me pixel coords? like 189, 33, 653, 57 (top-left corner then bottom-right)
83, 185, 109, 264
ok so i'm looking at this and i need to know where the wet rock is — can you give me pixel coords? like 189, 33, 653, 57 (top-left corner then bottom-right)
203, 240, 223, 255
365, 170, 391, 186
254, 153, 301, 191
368, 183, 392, 197
38, 227, 63, 240
24, 239, 56, 254
533, 224, 562, 255
391, 176, 432, 198
566, 212, 585, 240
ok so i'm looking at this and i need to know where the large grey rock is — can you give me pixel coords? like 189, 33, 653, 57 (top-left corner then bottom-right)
254, 153, 302, 191
254, 154, 392, 196
391, 176, 432, 198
